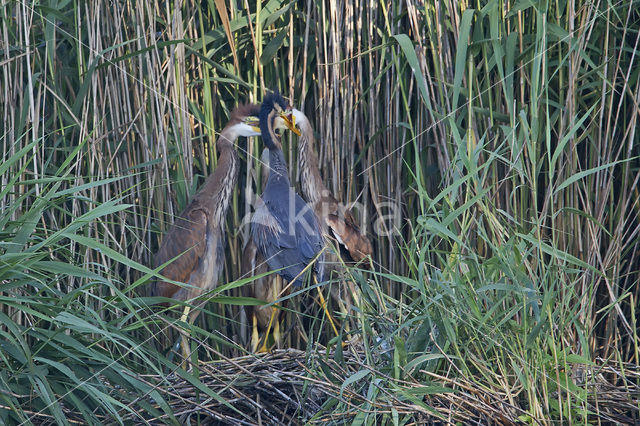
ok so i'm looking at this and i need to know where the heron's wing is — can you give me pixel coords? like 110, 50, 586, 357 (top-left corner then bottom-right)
314, 194, 372, 264
251, 198, 296, 281
251, 195, 324, 285
326, 209, 373, 264
342, 208, 361, 233
282, 194, 325, 283
241, 238, 260, 279
152, 205, 209, 299
294, 194, 324, 259
251, 198, 298, 249
242, 238, 282, 330
241, 238, 273, 294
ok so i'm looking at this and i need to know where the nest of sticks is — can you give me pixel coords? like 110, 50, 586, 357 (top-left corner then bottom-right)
124, 347, 639, 425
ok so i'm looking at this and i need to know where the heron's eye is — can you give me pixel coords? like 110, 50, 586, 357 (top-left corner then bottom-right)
275, 128, 282, 136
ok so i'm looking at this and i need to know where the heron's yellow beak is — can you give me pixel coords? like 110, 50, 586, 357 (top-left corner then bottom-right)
281, 112, 301, 136
244, 116, 261, 133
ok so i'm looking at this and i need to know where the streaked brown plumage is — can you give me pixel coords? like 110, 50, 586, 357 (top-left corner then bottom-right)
290, 108, 373, 331
292, 108, 373, 266
150, 103, 261, 316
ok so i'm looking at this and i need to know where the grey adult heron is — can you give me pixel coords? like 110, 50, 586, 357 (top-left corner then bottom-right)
241, 150, 284, 352
250, 91, 338, 337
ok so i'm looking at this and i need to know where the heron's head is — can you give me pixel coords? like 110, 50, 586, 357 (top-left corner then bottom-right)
260, 91, 301, 149
290, 108, 308, 129
226, 103, 262, 137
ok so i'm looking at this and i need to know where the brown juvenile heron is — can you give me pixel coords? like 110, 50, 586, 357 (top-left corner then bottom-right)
150, 103, 297, 363
291, 108, 373, 323
292, 108, 373, 264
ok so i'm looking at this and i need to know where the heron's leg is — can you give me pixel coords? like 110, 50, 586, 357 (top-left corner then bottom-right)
272, 276, 283, 348
335, 290, 350, 333
179, 305, 192, 369
251, 312, 260, 352
258, 306, 278, 353
339, 276, 363, 333
314, 277, 340, 338
347, 279, 361, 332
273, 311, 281, 348
349, 279, 361, 307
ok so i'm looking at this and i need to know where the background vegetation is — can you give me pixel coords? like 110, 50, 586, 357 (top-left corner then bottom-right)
1, 0, 639, 424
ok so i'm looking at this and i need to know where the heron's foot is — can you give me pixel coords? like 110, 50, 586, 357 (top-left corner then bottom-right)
179, 305, 194, 370
257, 340, 270, 353
273, 317, 281, 348
252, 309, 280, 353
251, 314, 260, 352
179, 334, 192, 371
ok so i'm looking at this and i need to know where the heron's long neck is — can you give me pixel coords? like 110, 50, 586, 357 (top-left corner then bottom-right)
297, 120, 326, 204
260, 108, 279, 151
266, 148, 291, 188
259, 104, 291, 188
200, 126, 239, 224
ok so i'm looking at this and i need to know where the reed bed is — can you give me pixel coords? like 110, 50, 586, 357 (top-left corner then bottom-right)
20, 348, 639, 425
1, 0, 639, 423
